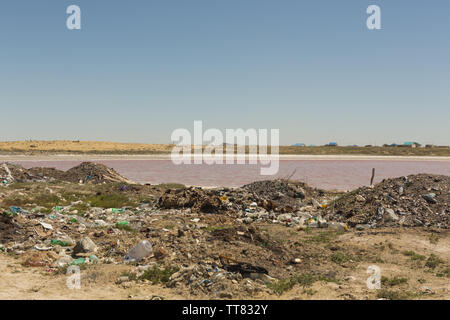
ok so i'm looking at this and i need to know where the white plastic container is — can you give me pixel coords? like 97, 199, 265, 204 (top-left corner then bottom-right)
124, 240, 153, 262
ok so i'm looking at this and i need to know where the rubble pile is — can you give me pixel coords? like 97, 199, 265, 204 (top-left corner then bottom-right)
325, 174, 449, 229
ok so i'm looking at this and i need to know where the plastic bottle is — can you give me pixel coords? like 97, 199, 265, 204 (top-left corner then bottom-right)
124, 240, 153, 262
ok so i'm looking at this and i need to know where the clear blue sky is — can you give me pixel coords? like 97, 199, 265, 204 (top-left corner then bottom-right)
1, 0, 449, 145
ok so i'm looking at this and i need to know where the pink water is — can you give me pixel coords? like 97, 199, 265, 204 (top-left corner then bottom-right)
13, 159, 450, 191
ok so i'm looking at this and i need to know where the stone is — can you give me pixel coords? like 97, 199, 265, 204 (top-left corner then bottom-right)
422, 193, 437, 204
355, 224, 370, 231
384, 208, 399, 222
73, 237, 98, 256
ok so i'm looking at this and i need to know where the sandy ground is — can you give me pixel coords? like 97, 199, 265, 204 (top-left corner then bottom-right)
1, 228, 448, 300
1, 141, 449, 157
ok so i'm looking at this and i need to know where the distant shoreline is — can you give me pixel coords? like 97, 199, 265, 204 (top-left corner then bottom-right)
1, 140, 450, 157
1, 154, 450, 162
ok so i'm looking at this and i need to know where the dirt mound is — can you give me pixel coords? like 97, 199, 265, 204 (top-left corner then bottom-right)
325, 174, 449, 228
0, 162, 134, 184
60, 162, 133, 184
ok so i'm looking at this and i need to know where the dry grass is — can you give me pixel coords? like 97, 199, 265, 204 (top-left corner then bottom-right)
1, 141, 449, 156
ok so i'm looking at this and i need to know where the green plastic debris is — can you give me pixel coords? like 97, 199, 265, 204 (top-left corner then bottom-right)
55, 206, 63, 212
72, 258, 85, 266
89, 254, 99, 264
51, 240, 69, 247
111, 208, 124, 213
69, 218, 78, 223
116, 221, 129, 226
0, 247, 5, 252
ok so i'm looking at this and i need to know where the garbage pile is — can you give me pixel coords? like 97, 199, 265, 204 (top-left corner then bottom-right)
158, 180, 323, 214
158, 188, 226, 213
0, 162, 134, 184
324, 174, 449, 229
166, 262, 271, 298
241, 180, 306, 212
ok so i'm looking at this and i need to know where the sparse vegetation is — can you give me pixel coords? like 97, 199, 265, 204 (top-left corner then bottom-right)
402, 250, 426, 261
139, 265, 179, 284
88, 194, 136, 208
331, 252, 357, 264
381, 276, 408, 287
428, 233, 440, 245
436, 267, 450, 278
376, 289, 418, 300
267, 273, 320, 295
425, 254, 444, 269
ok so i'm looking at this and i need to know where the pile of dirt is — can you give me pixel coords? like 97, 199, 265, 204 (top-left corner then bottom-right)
0, 162, 134, 184
325, 174, 449, 228
59, 162, 134, 184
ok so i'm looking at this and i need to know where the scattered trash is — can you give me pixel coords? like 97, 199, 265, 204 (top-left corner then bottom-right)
124, 240, 153, 262
72, 258, 86, 265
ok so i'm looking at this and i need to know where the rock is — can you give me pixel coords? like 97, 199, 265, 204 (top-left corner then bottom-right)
384, 209, 399, 222
243, 217, 253, 224
355, 224, 370, 231
116, 276, 130, 284
356, 195, 366, 202
73, 237, 98, 256
422, 193, 437, 204
327, 282, 340, 290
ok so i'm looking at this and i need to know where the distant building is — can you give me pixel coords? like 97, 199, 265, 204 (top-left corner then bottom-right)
292, 143, 305, 147
402, 142, 421, 148
327, 142, 338, 147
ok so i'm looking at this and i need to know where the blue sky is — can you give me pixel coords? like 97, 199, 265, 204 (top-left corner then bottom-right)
1, 0, 449, 145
